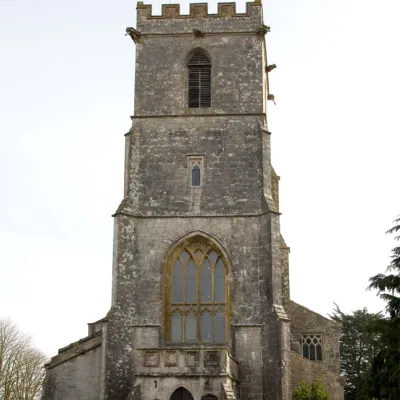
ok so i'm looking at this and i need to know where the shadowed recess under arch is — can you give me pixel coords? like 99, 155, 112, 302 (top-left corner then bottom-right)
170, 387, 194, 400
201, 395, 218, 400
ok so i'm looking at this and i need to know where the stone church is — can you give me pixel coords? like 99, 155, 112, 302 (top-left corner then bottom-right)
42, 1, 345, 399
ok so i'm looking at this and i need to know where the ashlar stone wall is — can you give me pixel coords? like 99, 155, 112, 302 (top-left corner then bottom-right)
42, 333, 102, 400
291, 353, 344, 400
122, 116, 266, 217
134, 2, 264, 117
105, 210, 288, 400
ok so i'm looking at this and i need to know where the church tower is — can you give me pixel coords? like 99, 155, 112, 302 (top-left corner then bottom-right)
42, 2, 344, 400
110, 1, 290, 398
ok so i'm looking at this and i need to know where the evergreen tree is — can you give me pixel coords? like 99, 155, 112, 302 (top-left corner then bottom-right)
330, 305, 381, 400
368, 215, 400, 399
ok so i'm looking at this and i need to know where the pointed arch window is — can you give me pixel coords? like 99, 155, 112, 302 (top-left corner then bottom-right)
167, 240, 228, 343
187, 49, 211, 108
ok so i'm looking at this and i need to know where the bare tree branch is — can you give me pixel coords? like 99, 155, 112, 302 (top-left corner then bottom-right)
0, 318, 46, 400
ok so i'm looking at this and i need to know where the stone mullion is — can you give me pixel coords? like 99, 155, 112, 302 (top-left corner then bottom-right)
210, 254, 214, 343
196, 252, 201, 342
182, 254, 187, 342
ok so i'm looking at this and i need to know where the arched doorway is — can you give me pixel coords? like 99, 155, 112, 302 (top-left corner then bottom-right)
202, 395, 218, 400
170, 387, 194, 400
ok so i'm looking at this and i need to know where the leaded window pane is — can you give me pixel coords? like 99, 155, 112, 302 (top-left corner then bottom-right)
172, 259, 183, 302
186, 259, 197, 303
214, 311, 226, 342
316, 344, 322, 361
214, 259, 225, 302
180, 250, 190, 264
172, 314, 182, 342
192, 166, 200, 186
302, 343, 309, 358
208, 251, 218, 264
185, 315, 197, 342
201, 312, 212, 342
310, 345, 316, 360
201, 258, 212, 303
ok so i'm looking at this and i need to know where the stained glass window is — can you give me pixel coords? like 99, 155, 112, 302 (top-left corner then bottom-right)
168, 241, 227, 343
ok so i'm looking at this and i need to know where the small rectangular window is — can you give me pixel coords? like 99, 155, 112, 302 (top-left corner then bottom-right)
192, 166, 200, 186
187, 156, 204, 188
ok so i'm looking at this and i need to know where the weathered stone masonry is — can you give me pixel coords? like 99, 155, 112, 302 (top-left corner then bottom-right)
42, 2, 344, 400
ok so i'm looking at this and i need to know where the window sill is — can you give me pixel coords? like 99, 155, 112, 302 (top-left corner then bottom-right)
184, 107, 213, 115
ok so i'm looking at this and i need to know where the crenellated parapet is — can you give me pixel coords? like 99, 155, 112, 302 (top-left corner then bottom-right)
137, 1, 261, 19
136, 1, 263, 34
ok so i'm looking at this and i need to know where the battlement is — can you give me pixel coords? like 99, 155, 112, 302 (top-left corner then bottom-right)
136, 1, 263, 34
137, 1, 261, 20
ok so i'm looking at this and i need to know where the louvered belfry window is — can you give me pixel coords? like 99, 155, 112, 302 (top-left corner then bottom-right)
187, 50, 211, 108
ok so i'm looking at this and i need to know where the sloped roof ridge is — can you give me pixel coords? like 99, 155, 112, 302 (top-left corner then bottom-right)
290, 300, 339, 326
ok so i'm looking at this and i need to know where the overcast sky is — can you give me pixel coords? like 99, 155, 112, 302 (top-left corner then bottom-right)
1, 0, 399, 357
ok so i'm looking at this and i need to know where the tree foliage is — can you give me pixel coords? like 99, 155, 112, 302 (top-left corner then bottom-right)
330, 305, 381, 400
367, 215, 400, 399
0, 318, 46, 400
293, 379, 329, 400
